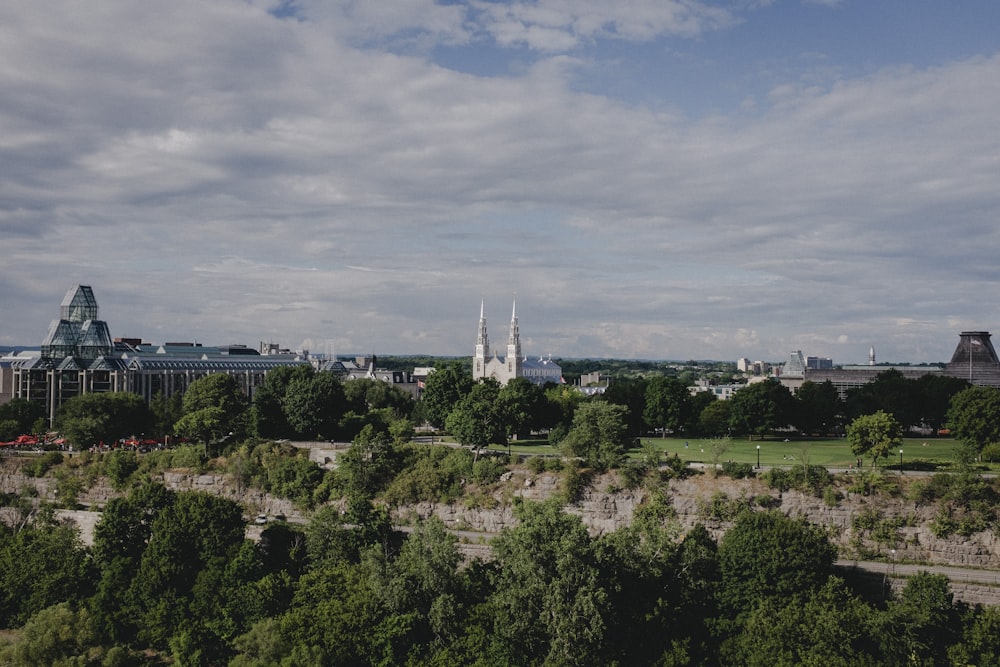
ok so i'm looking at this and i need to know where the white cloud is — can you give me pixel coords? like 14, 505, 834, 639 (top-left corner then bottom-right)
1, 1, 998, 363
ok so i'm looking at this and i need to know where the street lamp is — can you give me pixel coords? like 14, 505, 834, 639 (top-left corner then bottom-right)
756, 444, 761, 469
899, 449, 903, 470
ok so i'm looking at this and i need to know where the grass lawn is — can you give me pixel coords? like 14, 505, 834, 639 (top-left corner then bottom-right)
497, 435, 982, 472
636, 436, 971, 471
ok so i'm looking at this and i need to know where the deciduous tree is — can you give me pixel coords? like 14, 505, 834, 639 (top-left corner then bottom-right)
947, 385, 1000, 456
847, 410, 903, 469
559, 401, 630, 470
55, 392, 152, 448
420, 361, 473, 429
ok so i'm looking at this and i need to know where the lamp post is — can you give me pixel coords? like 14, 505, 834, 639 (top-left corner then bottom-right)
756, 444, 760, 469
899, 449, 903, 471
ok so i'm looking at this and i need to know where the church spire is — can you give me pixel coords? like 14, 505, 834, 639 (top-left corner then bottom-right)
507, 297, 521, 362
476, 299, 489, 360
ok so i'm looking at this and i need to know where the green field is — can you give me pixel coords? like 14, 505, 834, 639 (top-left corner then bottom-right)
504, 436, 976, 472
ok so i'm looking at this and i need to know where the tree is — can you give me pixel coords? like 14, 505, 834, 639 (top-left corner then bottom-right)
559, 401, 630, 470
342, 378, 414, 418
845, 369, 919, 428
602, 378, 649, 437
725, 577, 879, 667
915, 374, 969, 435
793, 380, 843, 435
543, 384, 587, 434
643, 376, 693, 436
0, 398, 45, 440
174, 406, 229, 449
882, 571, 962, 666
498, 377, 546, 440
251, 365, 303, 439
698, 398, 731, 436
0, 521, 95, 628
179, 373, 249, 444
947, 385, 1000, 456
337, 425, 398, 499
727, 378, 793, 440
149, 391, 184, 440
488, 500, 608, 666
420, 361, 473, 429
283, 369, 346, 439
5, 602, 103, 667
55, 392, 152, 447
847, 410, 903, 469
717, 510, 836, 617
445, 380, 506, 450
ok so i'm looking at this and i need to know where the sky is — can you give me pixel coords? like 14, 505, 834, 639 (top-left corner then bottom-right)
2, 1, 1000, 364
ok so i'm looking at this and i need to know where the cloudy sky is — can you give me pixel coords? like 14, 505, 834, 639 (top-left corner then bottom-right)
3, 1, 999, 363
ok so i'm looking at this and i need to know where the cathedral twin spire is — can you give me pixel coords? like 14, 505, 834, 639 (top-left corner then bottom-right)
474, 298, 522, 382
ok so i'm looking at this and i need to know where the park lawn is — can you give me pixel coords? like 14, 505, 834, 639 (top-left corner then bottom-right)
485, 435, 986, 473
636, 436, 968, 471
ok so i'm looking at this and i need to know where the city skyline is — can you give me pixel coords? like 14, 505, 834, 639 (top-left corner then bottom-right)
2, 2, 1000, 363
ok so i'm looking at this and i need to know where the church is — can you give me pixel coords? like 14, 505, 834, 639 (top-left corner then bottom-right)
473, 299, 562, 386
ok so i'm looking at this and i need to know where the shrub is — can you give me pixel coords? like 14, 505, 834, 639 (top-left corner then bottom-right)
104, 449, 139, 490
699, 491, 752, 522
617, 462, 648, 489
472, 456, 506, 485
559, 460, 589, 503
526, 456, 547, 474
720, 461, 755, 480
27, 451, 64, 478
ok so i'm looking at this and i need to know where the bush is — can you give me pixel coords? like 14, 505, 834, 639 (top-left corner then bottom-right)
104, 449, 139, 490
720, 461, 755, 480
699, 491, 753, 522
526, 456, 547, 474
472, 457, 506, 485
559, 460, 589, 503
617, 462, 648, 489
27, 451, 64, 478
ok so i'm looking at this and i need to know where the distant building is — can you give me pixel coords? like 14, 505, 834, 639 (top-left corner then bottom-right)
12, 286, 310, 424
807, 356, 833, 370
777, 332, 1000, 398
781, 350, 807, 378
472, 299, 562, 386
943, 331, 1000, 387
690, 379, 741, 400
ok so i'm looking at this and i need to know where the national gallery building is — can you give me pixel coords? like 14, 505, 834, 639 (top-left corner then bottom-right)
1, 286, 309, 424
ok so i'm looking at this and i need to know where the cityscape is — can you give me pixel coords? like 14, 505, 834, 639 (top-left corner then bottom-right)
3, 2, 1000, 663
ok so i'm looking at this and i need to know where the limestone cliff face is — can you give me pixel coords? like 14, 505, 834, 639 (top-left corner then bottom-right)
4, 462, 1000, 570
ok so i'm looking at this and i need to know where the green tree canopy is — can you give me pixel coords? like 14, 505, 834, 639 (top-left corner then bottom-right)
793, 380, 843, 435
55, 391, 153, 447
283, 368, 346, 440
179, 373, 249, 443
498, 377, 547, 440
559, 401, 630, 470
601, 377, 649, 437
845, 369, 919, 427
947, 385, 1000, 455
643, 376, 693, 436
847, 410, 904, 469
445, 379, 506, 449
698, 397, 732, 437
717, 510, 837, 617
727, 378, 793, 440
488, 500, 608, 666
420, 361, 474, 429
0, 398, 46, 441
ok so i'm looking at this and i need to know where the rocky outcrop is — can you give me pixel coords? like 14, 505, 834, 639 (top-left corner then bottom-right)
6, 461, 1000, 572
